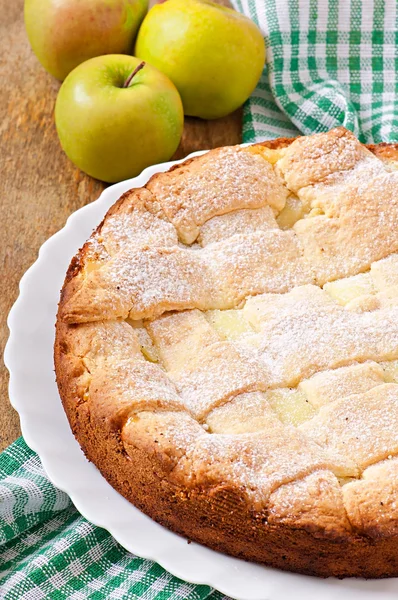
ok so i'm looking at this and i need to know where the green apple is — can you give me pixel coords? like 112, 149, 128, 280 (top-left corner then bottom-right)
24, 0, 148, 80
55, 55, 184, 183
135, 0, 265, 120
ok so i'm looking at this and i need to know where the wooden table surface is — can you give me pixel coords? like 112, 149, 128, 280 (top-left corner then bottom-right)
0, 0, 241, 451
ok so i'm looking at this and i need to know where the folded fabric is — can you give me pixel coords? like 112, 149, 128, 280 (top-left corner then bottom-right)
231, 0, 398, 143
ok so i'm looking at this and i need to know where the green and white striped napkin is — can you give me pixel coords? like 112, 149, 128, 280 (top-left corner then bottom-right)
2, 1, 398, 598
232, 0, 398, 143
0, 439, 228, 600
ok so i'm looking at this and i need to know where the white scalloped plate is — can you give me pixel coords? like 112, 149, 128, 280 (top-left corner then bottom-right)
4, 151, 398, 600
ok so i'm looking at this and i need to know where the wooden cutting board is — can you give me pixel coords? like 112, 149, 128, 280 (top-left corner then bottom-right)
0, 0, 241, 451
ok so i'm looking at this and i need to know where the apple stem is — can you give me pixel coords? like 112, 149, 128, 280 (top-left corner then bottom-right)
123, 61, 146, 88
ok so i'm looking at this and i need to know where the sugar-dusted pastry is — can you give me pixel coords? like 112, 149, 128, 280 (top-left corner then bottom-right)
55, 128, 398, 578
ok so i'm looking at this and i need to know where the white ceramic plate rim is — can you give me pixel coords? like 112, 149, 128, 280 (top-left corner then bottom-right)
4, 149, 398, 600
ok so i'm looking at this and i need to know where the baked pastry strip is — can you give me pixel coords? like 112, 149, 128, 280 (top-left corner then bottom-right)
146, 146, 289, 244
343, 458, 398, 536
244, 285, 398, 386
63, 320, 184, 430
60, 230, 315, 323
300, 384, 398, 470
147, 310, 270, 420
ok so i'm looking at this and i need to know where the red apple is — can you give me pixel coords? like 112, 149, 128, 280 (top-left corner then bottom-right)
25, 0, 148, 80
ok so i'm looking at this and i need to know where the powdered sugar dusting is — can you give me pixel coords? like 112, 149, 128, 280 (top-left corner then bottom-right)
300, 384, 398, 471
100, 210, 177, 256
176, 426, 357, 507
242, 285, 398, 387
147, 147, 289, 244
65, 129, 398, 521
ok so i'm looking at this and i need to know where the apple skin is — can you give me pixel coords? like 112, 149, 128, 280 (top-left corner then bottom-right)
135, 0, 265, 120
55, 55, 184, 183
24, 0, 148, 81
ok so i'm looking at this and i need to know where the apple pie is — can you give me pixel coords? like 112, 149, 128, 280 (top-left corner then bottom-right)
55, 127, 398, 578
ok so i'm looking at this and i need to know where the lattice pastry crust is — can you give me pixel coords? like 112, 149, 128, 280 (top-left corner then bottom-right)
55, 128, 398, 578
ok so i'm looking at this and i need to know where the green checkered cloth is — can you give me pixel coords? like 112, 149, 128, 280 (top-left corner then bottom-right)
2, 1, 398, 597
0, 438, 228, 600
232, 0, 398, 143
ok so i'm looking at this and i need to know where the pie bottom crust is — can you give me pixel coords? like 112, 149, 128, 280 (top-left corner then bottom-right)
55, 137, 398, 579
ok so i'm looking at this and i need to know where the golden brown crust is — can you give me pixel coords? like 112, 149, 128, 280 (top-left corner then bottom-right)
55, 317, 398, 577
55, 131, 398, 578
